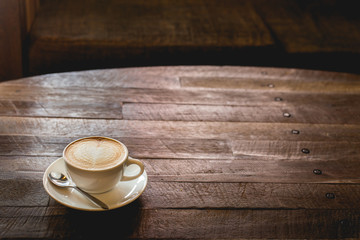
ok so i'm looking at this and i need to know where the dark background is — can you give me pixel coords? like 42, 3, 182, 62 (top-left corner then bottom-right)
1, 0, 360, 81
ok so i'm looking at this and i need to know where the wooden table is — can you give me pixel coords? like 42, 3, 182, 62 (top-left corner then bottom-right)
1, 66, 360, 239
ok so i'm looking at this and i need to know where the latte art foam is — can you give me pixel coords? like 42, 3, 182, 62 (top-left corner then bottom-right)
65, 137, 126, 170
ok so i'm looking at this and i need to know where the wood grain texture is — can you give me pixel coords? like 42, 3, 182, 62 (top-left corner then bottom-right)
1, 134, 360, 164
251, 0, 360, 73
1, 66, 359, 125
3, 155, 360, 184
1, 207, 359, 239
27, 0, 360, 76
253, 0, 360, 54
28, 0, 274, 75
1, 66, 360, 239
9, 66, 360, 88
0, 99, 122, 119
181, 76, 360, 93
122, 103, 360, 124
1, 117, 360, 142
2, 157, 360, 210
2, 84, 360, 112
31, 0, 273, 48
2, 171, 360, 210
0, 0, 24, 81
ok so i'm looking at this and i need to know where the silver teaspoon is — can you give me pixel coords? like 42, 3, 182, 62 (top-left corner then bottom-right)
48, 172, 109, 210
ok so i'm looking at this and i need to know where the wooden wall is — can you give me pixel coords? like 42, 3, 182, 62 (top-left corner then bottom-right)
0, 0, 39, 82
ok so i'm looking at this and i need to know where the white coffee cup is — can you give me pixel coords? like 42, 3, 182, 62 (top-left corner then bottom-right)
63, 136, 144, 193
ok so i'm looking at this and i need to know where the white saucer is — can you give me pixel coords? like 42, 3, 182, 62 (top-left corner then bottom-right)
43, 157, 147, 211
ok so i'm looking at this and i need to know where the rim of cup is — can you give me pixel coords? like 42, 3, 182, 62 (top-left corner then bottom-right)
63, 136, 129, 172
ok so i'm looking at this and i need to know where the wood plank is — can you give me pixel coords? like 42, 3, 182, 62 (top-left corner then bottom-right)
0, 0, 25, 82
231, 140, 360, 160
24, 0, 40, 32
0, 156, 55, 173
181, 76, 360, 93
2, 169, 360, 209
0, 136, 232, 159
1, 135, 360, 162
2, 152, 360, 184
1, 96, 359, 124
1, 207, 359, 239
132, 209, 360, 239
0, 99, 122, 119
253, 0, 360, 54
28, 0, 274, 75
140, 182, 360, 210
1, 117, 360, 142
8, 66, 360, 88
0, 173, 48, 207
0, 83, 274, 106
31, 0, 273, 48
1, 83, 359, 123
0, 135, 68, 157
2, 77, 360, 124
6, 68, 181, 89
1, 84, 360, 108
122, 103, 360, 124
144, 158, 360, 184
123, 103, 289, 122
169, 66, 360, 82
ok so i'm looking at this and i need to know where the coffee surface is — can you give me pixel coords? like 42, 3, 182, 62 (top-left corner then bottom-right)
65, 137, 126, 170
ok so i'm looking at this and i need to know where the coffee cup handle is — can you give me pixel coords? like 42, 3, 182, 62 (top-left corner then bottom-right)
122, 156, 145, 181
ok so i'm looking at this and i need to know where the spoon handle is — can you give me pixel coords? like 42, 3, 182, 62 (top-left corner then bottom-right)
74, 186, 109, 210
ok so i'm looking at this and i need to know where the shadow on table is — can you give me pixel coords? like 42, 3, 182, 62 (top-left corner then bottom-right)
51, 199, 143, 239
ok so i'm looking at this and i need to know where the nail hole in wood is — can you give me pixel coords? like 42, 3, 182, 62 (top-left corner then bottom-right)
291, 130, 300, 134
326, 193, 335, 199
301, 148, 310, 154
283, 112, 291, 118
340, 219, 349, 226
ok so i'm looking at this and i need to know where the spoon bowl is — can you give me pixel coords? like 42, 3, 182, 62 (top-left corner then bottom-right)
49, 172, 75, 187
48, 171, 109, 210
